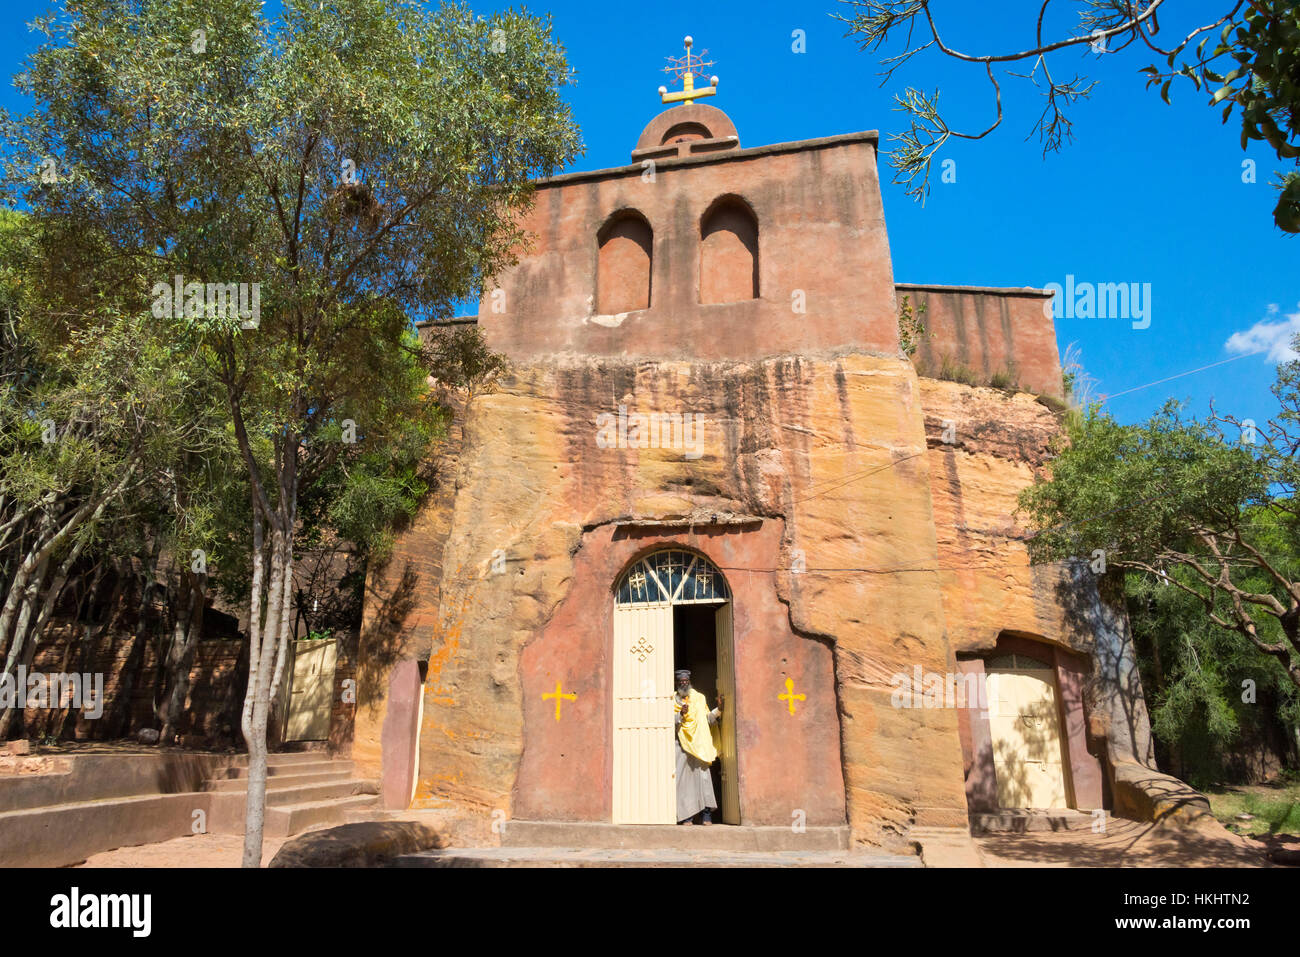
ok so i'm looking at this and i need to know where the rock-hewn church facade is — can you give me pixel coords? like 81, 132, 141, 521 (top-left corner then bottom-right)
353, 89, 1176, 850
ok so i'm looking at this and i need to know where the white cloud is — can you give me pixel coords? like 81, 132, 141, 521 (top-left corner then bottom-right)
1225, 303, 1300, 362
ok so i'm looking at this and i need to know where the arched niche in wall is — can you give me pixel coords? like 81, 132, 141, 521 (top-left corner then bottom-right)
661, 122, 711, 146
699, 196, 758, 305
597, 210, 652, 315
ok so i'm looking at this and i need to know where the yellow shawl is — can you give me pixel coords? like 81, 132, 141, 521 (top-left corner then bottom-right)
674, 688, 719, 764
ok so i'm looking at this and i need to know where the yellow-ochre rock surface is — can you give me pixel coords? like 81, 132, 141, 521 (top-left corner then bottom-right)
355, 355, 1156, 848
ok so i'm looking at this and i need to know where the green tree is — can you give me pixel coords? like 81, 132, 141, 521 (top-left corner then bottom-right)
0, 209, 235, 741
1125, 545, 1300, 785
837, 1, 1300, 231
3, 0, 580, 866
1017, 364, 1300, 694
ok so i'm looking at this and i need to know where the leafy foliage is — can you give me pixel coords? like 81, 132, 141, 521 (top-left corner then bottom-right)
1127, 562, 1300, 785
1141, 1, 1300, 232
0, 205, 241, 740
1, 0, 580, 862
838, 1, 1300, 231
1018, 362, 1300, 693
897, 292, 928, 358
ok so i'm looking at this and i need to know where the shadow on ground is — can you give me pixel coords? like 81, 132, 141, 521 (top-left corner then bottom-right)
977, 819, 1274, 867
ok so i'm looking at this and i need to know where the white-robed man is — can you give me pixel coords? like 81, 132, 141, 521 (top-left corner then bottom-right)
673, 668, 725, 825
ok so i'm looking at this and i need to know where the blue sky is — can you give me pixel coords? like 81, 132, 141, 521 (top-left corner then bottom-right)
2, 1, 1294, 428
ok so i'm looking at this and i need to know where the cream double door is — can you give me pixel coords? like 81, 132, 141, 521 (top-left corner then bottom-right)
612, 602, 676, 824
713, 603, 740, 825
611, 601, 739, 824
986, 668, 1070, 809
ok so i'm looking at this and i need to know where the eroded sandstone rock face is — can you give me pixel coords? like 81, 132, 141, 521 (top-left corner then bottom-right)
356, 357, 1155, 849
347, 96, 1179, 847
919, 378, 1155, 787
359, 353, 955, 847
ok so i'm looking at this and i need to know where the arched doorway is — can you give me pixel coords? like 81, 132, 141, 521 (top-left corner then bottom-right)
985, 652, 1072, 809
611, 548, 739, 824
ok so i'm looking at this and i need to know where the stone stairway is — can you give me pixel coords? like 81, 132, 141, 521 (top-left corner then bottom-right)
205, 752, 380, 837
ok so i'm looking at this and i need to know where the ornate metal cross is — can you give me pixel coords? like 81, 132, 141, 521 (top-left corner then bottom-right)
658, 36, 719, 106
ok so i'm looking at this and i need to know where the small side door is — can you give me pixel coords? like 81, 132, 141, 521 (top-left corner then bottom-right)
286, 638, 337, 742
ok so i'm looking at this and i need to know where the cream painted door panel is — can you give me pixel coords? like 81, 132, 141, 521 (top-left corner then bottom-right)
286, 639, 337, 742
714, 603, 740, 825
612, 603, 675, 824
986, 669, 1069, 809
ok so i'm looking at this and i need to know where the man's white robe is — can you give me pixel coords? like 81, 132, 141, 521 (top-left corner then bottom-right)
674, 691, 720, 822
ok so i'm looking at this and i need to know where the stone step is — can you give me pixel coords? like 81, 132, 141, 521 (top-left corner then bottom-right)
204, 780, 379, 835
225, 752, 338, 768
206, 778, 377, 805
262, 779, 379, 807
265, 794, 381, 838
206, 771, 353, 792
500, 820, 850, 852
969, 809, 1098, 834
395, 847, 920, 868
221, 760, 350, 779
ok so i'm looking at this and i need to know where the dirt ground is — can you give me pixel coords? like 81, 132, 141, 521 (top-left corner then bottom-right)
974, 817, 1279, 867
71, 815, 1293, 868
74, 832, 289, 868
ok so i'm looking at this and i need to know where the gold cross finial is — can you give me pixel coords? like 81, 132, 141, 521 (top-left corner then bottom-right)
658, 36, 718, 106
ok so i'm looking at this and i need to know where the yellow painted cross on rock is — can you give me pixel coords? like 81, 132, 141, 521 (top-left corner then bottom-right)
544, 681, 577, 721
779, 677, 805, 715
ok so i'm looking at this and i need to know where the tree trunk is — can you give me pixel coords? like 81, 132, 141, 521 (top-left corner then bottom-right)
240, 451, 299, 867
111, 549, 162, 739
0, 551, 50, 740
0, 518, 53, 662
241, 504, 283, 868
54, 624, 93, 741
13, 616, 44, 739
159, 570, 206, 743
0, 468, 135, 659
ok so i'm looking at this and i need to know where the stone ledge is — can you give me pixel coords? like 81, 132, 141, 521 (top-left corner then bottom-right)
536, 130, 880, 188
1111, 760, 1213, 826
0, 792, 208, 867
501, 820, 850, 852
969, 809, 1096, 834
908, 826, 984, 867
269, 820, 448, 868
896, 282, 1054, 299
395, 847, 919, 868
912, 806, 970, 829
